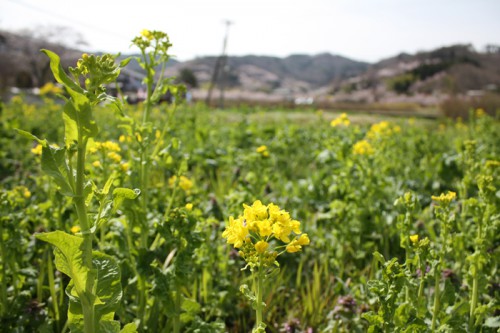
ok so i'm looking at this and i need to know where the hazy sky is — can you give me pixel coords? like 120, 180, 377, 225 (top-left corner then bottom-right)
1, 0, 500, 62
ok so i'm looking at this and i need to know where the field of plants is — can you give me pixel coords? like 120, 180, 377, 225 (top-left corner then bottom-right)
1, 31, 499, 333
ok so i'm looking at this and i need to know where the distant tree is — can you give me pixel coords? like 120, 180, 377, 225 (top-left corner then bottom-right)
387, 74, 415, 94
17, 26, 86, 87
0, 26, 86, 89
177, 68, 198, 88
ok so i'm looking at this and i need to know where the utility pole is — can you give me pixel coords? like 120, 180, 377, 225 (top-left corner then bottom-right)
206, 20, 233, 108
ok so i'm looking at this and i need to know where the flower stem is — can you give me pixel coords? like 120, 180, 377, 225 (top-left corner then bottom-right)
255, 257, 264, 330
74, 136, 95, 333
469, 262, 478, 330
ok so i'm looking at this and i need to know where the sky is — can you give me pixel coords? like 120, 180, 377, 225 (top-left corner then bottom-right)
1, 0, 500, 63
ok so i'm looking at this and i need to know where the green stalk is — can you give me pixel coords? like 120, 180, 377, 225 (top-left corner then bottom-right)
431, 266, 441, 331
0, 222, 7, 317
255, 257, 264, 330
469, 212, 485, 331
405, 251, 410, 303
47, 250, 60, 330
417, 255, 425, 299
74, 135, 96, 333
469, 261, 478, 330
173, 288, 181, 333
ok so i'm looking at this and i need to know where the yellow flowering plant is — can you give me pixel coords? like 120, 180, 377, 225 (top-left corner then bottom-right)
330, 112, 350, 127
222, 200, 309, 332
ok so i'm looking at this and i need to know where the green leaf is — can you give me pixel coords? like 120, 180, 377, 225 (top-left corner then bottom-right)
119, 57, 132, 68
15, 129, 45, 143
62, 102, 78, 148
41, 145, 74, 196
65, 251, 123, 333
41, 49, 84, 94
373, 251, 386, 265
36, 231, 88, 296
181, 297, 201, 314
484, 316, 500, 328
120, 323, 138, 333
112, 188, 140, 213
65, 89, 98, 138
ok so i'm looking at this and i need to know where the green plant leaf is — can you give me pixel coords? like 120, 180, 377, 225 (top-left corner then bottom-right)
62, 102, 79, 148
41, 145, 74, 196
120, 323, 138, 333
36, 231, 88, 296
484, 316, 500, 328
65, 251, 123, 333
65, 89, 99, 138
119, 57, 132, 68
41, 49, 84, 94
112, 188, 140, 213
15, 129, 45, 144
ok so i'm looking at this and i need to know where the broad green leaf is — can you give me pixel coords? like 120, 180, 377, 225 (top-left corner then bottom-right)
41, 49, 84, 94
120, 323, 138, 333
98, 321, 121, 333
93, 251, 122, 317
65, 89, 99, 138
65, 251, 123, 333
112, 188, 140, 213
62, 102, 78, 148
41, 145, 74, 196
36, 231, 88, 296
181, 297, 201, 314
15, 129, 45, 144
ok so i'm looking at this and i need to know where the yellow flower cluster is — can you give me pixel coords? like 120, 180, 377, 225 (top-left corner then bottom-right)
330, 113, 350, 127
256, 145, 270, 158
431, 191, 456, 205
222, 200, 310, 255
485, 160, 500, 169
366, 121, 401, 140
31, 144, 43, 155
169, 175, 194, 193
89, 140, 121, 153
409, 234, 419, 244
31, 143, 60, 155
475, 108, 486, 117
141, 29, 154, 41
352, 140, 374, 156
39, 82, 63, 96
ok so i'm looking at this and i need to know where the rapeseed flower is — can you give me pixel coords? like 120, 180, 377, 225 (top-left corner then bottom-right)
169, 175, 194, 193
353, 140, 374, 155
222, 216, 249, 248
39, 82, 63, 95
222, 200, 309, 263
256, 145, 270, 157
330, 113, 350, 127
410, 234, 419, 244
475, 108, 485, 117
286, 234, 310, 253
31, 144, 43, 155
431, 191, 456, 205
107, 152, 122, 163
255, 241, 269, 254
141, 29, 153, 41
366, 121, 400, 139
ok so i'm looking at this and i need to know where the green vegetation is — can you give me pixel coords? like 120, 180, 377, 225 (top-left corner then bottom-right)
1, 32, 499, 332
